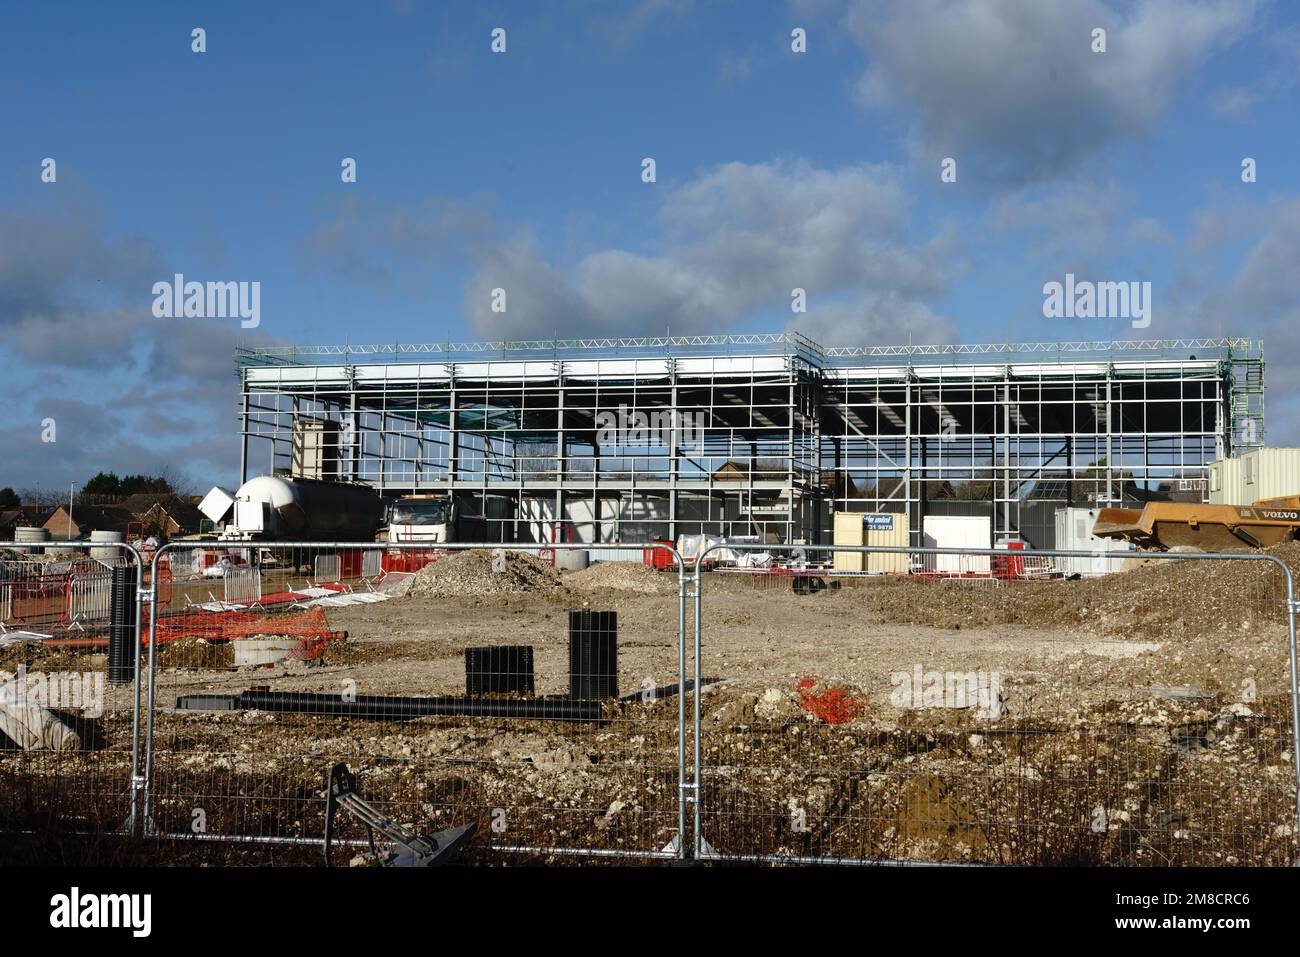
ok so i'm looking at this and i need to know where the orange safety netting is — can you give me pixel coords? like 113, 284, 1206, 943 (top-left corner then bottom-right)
222, 608, 334, 640
148, 607, 337, 646
795, 675, 867, 725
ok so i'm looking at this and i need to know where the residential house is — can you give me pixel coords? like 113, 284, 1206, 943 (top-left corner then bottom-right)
42, 505, 135, 540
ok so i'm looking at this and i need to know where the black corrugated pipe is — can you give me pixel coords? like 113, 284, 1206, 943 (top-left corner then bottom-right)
177, 690, 605, 723
107, 564, 138, 685
618, 676, 719, 702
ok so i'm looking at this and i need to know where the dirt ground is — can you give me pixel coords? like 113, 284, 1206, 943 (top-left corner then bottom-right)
2, 547, 1298, 866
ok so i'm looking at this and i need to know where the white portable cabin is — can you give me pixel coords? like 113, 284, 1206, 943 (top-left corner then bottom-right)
1209, 448, 1300, 505
1053, 506, 1134, 576
921, 515, 991, 574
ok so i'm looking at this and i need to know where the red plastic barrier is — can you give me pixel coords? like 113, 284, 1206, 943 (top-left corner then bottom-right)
992, 540, 1025, 579
643, 539, 675, 570
381, 549, 439, 574
338, 550, 363, 578
146, 607, 338, 646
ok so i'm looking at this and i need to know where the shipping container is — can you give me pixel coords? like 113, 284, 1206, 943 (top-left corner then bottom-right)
833, 512, 909, 573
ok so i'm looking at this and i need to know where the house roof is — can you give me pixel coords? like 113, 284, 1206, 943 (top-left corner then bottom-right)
43, 504, 135, 534
856, 477, 955, 501
119, 493, 188, 514
0, 505, 55, 527
1026, 471, 1142, 502
710, 461, 817, 484
135, 497, 205, 531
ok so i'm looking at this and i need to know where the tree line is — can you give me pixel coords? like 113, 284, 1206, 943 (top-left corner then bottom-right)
2, 469, 189, 508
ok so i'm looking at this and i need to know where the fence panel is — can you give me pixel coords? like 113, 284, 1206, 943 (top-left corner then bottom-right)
0, 543, 146, 858
222, 567, 263, 606
313, 552, 341, 585
690, 543, 1300, 866
66, 567, 114, 628
142, 542, 687, 864
1, 561, 73, 634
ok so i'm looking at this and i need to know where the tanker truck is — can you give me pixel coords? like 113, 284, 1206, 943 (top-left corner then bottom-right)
200, 475, 385, 569
201, 475, 385, 542
198, 478, 513, 571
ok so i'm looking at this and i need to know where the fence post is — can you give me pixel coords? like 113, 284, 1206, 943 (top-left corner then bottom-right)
692, 558, 704, 861
1283, 571, 1300, 846
141, 544, 165, 835
116, 543, 146, 837
676, 561, 690, 861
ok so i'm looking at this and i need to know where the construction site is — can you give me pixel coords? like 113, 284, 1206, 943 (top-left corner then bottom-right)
13, 3, 1300, 939
2, 334, 1299, 868
234, 333, 1266, 548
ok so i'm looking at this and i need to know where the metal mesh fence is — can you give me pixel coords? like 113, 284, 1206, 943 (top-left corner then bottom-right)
3, 537, 1298, 867
140, 542, 688, 863
689, 543, 1300, 866
0, 543, 145, 844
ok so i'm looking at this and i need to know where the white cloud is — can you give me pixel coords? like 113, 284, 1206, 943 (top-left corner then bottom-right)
587, 0, 697, 49
1167, 193, 1300, 442
991, 181, 1134, 263
0, 200, 277, 489
463, 160, 965, 344
1126, 216, 1175, 248
842, 0, 1259, 183
790, 292, 956, 346
297, 194, 496, 284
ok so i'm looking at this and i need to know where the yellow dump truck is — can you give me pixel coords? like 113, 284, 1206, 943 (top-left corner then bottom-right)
1092, 496, 1300, 551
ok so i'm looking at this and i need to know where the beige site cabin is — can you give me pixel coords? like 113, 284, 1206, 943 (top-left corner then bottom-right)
833, 512, 909, 573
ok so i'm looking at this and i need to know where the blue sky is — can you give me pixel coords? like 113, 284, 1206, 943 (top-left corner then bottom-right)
3, 0, 1299, 492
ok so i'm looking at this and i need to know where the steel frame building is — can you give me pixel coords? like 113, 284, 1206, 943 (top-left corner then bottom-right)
234, 334, 1265, 547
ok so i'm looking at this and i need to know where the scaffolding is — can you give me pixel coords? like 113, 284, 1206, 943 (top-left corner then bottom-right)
235, 334, 1264, 548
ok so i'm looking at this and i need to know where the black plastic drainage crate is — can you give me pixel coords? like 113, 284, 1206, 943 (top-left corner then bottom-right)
108, 564, 138, 685
465, 645, 535, 695
568, 609, 618, 699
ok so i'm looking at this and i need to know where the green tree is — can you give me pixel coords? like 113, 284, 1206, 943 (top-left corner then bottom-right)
83, 472, 121, 496
120, 474, 173, 495
0, 487, 20, 507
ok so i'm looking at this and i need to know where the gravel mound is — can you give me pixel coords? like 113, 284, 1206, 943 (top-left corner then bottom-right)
844, 540, 1300, 640
409, 549, 561, 598
564, 561, 677, 594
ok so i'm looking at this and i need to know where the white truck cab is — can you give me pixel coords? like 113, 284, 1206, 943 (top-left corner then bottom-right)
387, 497, 454, 543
